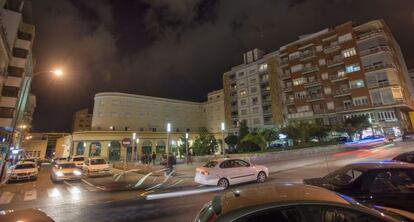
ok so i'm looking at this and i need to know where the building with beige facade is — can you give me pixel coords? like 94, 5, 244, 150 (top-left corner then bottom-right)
21, 133, 47, 160
72, 108, 92, 132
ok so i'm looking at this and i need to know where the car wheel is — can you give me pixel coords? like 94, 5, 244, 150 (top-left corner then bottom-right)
257, 171, 266, 183
217, 178, 229, 189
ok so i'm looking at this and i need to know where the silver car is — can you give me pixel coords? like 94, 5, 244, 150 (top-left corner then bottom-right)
50, 162, 82, 182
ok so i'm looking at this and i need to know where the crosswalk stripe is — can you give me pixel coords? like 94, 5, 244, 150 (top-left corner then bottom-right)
47, 188, 61, 198
65, 186, 82, 194
23, 189, 37, 201
0, 192, 14, 204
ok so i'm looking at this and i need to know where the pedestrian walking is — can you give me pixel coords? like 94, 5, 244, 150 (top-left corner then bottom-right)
152, 152, 156, 165
187, 149, 193, 165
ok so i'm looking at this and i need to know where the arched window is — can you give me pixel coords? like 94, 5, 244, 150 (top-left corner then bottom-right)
76, 142, 85, 155
142, 140, 152, 155
108, 141, 121, 161
156, 140, 166, 154
89, 142, 101, 157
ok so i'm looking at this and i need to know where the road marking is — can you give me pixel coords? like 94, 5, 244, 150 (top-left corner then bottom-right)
81, 179, 104, 191
47, 188, 61, 198
0, 192, 14, 204
140, 190, 154, 197
23, 189, 37, 201
166, 179, 184, 188
66, 186, 81, 194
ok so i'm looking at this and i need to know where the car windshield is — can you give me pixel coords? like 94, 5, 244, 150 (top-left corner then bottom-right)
58, 163, 76, 168
203, 161, 218, 168
324, 166, 363, 186
15, 164, 35, 169
91, 159, 106, 165
73, 157, 84, 161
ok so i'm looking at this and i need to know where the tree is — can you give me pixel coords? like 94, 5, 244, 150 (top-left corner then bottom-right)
280, 121, 313, 144
343, 115, 371, 140
238, 120, 249, 140
259, 128, 279, 148
241, 132, 266, 151
224, 135, 238, 149
191, 127, 218, 155
177, 134, 187, 158
308, 125, 330, 142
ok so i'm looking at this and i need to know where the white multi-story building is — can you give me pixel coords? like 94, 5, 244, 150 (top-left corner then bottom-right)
92, 90, 225, 134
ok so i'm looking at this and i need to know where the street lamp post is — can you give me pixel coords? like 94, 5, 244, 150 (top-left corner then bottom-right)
136, 138, 139, 162
166, 123, 171, 172
221, 122, 225, 158
132, 132, 136, 162
0, 68, 64, 181
185, 132, 189, 165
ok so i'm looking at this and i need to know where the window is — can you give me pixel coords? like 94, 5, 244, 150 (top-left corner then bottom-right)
239, 90, 247, 96
318, 59, 326, 66
237, 71, 245, 77
252, 107, 259, 114
327, 102, 335, 110
259, 63, 268, 72
240, 99, 247, 106
338, 33, 353, 43
253, 118, 260, 125
346, 64, 360, 73
321, 72, 329, 80
297, 105, 310, 112
324, 167, 363, 186
368, 170, 414, 194
324, 87, 331, 95
152, 128, 157, 132
370, 89, 395, 105
349, 79, 365, 89
342, 48, 357, 58
238, 82, 246, 88
291, 64, 303, 73
240, 109, 247, 115
251, 97, 258, 105
250, 87, 258, 93
249, 69, 255, 74
295, 91, 308, 99
293, 77, 307, 86
2, 86, 19, 97
316, 45, 323, 52
302, 205, 383, 222
377, 111, 396, 121
249, 78, 257, 84
353, 96, 369, 106
289, 51, 300, 60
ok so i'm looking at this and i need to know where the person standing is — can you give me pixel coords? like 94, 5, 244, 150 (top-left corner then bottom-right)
152, 152, 156, 165
187, 149, 193, 165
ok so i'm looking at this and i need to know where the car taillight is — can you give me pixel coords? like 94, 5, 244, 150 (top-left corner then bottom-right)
201, 171, 210, 176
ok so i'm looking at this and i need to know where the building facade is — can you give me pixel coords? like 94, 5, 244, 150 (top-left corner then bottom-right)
72, 108, 92, 132
277, 20, 414, 135
223, 49, 284, 132
202, 89, 225, 133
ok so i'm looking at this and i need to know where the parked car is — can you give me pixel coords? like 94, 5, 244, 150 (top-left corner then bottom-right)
0, 208, 54, 222
9, 161, 38, 182
52, 156, 68, 164
402, 132, 414, 141
82, 157, 112, 177
194, 158, 269, 189
21, 158, 41, 169
50, 161, 82, 182
304, 161, 414, 212
70, 155, 85, 168
392, 151, 414, 164
193, 183, 414, 222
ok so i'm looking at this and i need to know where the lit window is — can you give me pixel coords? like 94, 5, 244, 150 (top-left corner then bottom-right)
321, 73, 329, 80
350, 79, 365, 89
240, 90, 247, 96
259, 63, 268, 72
293, 77, 307, 86
346, 64, 360, 73
352, 96, 369, 106
343, 48, 357, 58
327, 102, 335, 110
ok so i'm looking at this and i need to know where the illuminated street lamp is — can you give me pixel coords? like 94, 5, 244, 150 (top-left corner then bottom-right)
132, 132, 136, 161
185, 132, 189, 164
166, 123, 171, 170
221, 122, 226, 158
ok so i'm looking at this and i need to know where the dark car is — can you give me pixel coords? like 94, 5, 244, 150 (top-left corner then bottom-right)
304, 161, 414, 212
0, 208, 54, 222
393, 151, 414, 164
402, 132, 414, 141
193, 183, 414, 222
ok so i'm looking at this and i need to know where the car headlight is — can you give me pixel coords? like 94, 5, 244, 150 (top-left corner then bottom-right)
73, 170, 82, 176
55, 171, 64, 177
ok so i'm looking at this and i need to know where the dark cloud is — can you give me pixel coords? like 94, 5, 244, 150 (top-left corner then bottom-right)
32, 0, 414, 132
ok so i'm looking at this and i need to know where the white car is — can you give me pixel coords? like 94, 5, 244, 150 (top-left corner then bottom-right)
70, 155, 85, 168
194, 158, 269, 188
82, 157, 112, 177
50, 161, 82, 182
9, 161, 39, 182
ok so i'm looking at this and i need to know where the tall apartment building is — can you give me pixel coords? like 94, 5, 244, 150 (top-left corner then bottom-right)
72, 108, 92, 132
0, 0, 35, 151
409, 69, 414, 87
223, 49, 284, 132
278, 20, 414, 135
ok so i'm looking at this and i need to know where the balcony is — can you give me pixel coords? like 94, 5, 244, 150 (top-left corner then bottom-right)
363, 62, 395, 73
304, 79, 321, 88
285, 98, 295, 105
359, 45, 390, 57
307, 94, 324, 102
300, 51, 316, 61
280, 72, 291, 80
0, 96, 17, 108
302, 66, 319, 74
263, 109, 273, 116
330, 73, 347, 82
0, 118, 12, 127
5, 76, 22, 88
15, 39, 31, 50
356, 29, 385, 41
335, 106, 353, 112
287, 111, 314, 119
10, 57, 26, 68
333, 88, 351, 97
324, 43, 340, 54
283, 85, 293, 92
280, 59, 289, 67
327, 57, 344, 68
313, 109, 326, 115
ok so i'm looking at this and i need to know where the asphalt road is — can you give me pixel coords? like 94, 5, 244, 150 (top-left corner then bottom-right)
0, 141, 413, 222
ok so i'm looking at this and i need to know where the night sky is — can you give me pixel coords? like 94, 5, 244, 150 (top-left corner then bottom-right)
31, 0, 414, 132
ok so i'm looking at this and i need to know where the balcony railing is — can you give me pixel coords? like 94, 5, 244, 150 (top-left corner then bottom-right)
302, 66, 319, 74
363, 62, 395, 73
287, 111, 314, 119
335, 106, 353, 112
304, 79, 321, 87
330, 73, 347, 82
359, 45, 390, 57
324, 42, 340, 54
307, 93, 324, 102
327, 57, 344, 68
356, 29, 385, 41
300, 51, 316, 60
333, 88, 351, 97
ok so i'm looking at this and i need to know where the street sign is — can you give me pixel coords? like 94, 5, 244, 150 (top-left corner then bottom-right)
121, 138, 132, 147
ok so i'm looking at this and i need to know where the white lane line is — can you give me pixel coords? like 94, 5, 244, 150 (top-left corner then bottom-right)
166, 179, 184, 188
0, 192, 14, 204
23, 189, 37, 201
81, 179, 104, 191
66, 186, 82, 194
47, 188, 61, 198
